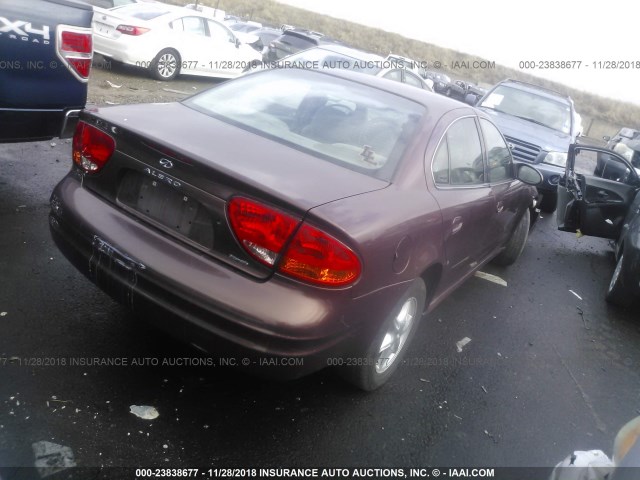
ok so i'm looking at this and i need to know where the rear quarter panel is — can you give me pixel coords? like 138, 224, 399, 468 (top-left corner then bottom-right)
306, 119, 445, 302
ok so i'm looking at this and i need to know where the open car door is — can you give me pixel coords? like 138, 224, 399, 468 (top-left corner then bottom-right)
557, 144, 640, 239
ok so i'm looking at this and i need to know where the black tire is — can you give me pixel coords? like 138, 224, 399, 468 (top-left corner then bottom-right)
605, 249, 634, 307
492, 211, 530, 266
539, 190, 557, 213
339, 278, 426, 391
150, 49, 180, 81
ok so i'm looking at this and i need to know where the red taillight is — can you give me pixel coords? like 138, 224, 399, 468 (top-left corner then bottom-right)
228, 197, 299, 266
72, 122, 115, 173
57, 25, 92, 81
61, 30, 92, 52
66, 57, 91, 78
280, 224, 361, 287
228, 197, 361, 287
116, 25, 150, 36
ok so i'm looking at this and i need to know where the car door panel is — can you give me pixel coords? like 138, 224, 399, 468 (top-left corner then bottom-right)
479, 118, 523, 246
172, 16, 209, 75
558, 145, 639, 239
206, 20, 243, 76
429, 116, 497, 280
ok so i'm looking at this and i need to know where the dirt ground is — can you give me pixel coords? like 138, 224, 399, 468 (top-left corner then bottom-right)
87, 54, 226, 106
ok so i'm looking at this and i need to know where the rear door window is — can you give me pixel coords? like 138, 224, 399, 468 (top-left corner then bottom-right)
447, 118, 484, 185
480, 119, 514, 183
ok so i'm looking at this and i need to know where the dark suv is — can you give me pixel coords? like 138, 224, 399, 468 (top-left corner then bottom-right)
475, 79, 580, 212
263, 29, 342, 63
604, 128, 640, 168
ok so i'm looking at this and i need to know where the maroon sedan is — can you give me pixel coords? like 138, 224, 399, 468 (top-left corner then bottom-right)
49, 68, 541, 390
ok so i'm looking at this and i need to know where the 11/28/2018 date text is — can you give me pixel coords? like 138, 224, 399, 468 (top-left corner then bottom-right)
519, 60, 640, 69
135, 60, 256, 70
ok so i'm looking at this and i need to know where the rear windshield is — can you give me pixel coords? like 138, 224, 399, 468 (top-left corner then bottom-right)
183, 69, 424, 181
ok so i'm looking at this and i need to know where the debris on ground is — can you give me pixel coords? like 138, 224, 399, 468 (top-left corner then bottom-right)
577, 307, 589, 330
483, 429, 499, 443
456, 337, 471, 353
474, 271, 508, 287
0, 312, 7, 316
481, 385, 488, 394
129, 405, 159, 420
106, 80, 122, 89
569, 289, 583, 301
162, 87, 190, 95
32, 441, 76, 477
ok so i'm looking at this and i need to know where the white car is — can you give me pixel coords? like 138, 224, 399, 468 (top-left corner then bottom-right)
250, 45, 434, 92
92, 3, 261, 80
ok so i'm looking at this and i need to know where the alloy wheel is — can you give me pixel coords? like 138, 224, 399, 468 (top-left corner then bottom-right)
375, 297, 417, 374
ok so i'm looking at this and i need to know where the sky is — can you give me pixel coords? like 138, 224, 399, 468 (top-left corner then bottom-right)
275, 0, 640, 107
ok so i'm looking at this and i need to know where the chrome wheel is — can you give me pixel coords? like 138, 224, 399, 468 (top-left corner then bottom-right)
375, 296, 417, 374
338, 279, 426, 391
157, 53, 177, 78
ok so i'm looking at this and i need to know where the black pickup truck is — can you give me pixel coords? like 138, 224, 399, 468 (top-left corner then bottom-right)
0, 0, 93, 143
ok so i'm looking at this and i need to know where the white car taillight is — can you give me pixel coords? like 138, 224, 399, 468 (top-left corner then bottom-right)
116, 25, 150, 36
56, 25, 93, 82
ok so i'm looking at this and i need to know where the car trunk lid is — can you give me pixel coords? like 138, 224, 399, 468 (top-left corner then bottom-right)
92, 6, 159, 40
77, 103, 389, 279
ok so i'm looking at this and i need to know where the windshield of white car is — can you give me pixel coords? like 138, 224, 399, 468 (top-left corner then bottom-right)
183, 69, 424, 181
480, 85, 572, 135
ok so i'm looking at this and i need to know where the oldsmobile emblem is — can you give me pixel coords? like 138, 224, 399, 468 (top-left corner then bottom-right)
159, 158, 174, 169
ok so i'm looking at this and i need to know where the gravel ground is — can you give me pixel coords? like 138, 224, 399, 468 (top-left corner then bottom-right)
87, 54, 226, 106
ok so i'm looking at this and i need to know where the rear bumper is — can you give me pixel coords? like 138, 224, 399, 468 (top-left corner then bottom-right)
49, 175, 407, 377
0, 108, 81, 143
93, 35, 156, 67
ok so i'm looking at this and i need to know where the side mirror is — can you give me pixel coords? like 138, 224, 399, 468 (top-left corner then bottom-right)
463, 93, 478, 106
516, 163, 543, 186
603, 136, 611, 142
235, 37, 241, 48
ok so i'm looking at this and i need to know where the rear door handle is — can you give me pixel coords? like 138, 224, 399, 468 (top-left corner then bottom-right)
451, 216, 463, 235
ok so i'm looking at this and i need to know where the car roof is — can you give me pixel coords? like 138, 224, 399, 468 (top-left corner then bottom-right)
112, 2, 219, 22
277, 28, 343, 45
299, 44, 384, 62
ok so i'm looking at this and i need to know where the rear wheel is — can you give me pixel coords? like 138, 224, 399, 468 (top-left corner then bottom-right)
339, 278, 426, 391
606, 250, 634, 307
492, 211, 530, 266
150, 49, 180, 81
